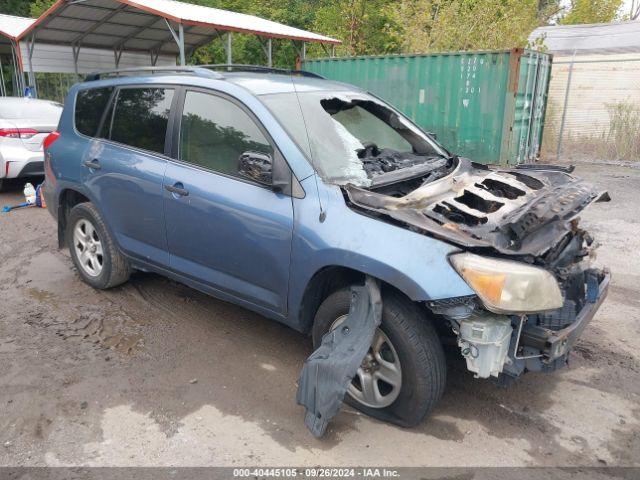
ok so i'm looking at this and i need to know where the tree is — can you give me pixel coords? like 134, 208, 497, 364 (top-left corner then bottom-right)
29, 0, 54, 17
0, 0, 32, 16
313, 0, 399, 56
559, 0, 623, 25
385, 0, 550, 53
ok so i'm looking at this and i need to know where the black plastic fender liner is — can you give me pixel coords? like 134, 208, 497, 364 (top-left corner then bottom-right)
296, 276, 382, 438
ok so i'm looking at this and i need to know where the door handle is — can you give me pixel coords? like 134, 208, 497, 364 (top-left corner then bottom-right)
165, 183, 189, 197
83, 159, 101, 170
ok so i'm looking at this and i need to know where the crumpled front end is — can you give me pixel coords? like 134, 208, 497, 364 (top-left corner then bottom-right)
345, 158, 611, 380
429, 260, 610, 381
345, 158, 610, 257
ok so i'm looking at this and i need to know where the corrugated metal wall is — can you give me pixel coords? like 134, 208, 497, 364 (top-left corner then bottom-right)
543, 52, 640, 158
508, 51, 552, 164
304, 49, 552, 165
19, 42, 176, 74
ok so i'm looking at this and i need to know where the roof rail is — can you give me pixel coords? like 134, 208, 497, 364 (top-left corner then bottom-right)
85, 66, 224, 82
199, 64, 325, 79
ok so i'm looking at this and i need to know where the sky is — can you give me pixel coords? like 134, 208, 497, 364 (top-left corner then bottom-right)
618, 0, 636, 18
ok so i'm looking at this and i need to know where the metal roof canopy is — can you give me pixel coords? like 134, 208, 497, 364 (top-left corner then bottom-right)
0, 13, 35, 41
18, 0, 341, 75
0, 13, 36, 96
530, 21, 640, 55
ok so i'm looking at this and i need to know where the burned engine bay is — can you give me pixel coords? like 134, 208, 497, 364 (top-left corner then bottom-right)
346, 157, 610, 258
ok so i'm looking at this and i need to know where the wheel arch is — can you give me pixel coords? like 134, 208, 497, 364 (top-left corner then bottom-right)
296, 265, 431, 335
56, 187, 92, 248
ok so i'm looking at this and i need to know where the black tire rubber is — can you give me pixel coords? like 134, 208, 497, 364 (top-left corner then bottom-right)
312, 287, 447, 428
66, 202, 131, 289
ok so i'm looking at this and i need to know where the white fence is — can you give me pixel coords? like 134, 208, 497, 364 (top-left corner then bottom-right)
542, 52, 640, 161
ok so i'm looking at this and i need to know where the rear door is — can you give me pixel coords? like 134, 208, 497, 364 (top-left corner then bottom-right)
163, 88, 294, 315
80, 85, 176, 266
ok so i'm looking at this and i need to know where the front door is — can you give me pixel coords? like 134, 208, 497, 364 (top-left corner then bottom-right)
163, 89, 294, 315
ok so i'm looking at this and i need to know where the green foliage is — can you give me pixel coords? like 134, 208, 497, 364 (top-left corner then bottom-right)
312, 0, 399, 56
559, 0, 623, 25
29, 0, 54, 17
384, 0, 563, 53
605, 101, 640, 160
0, 0, 31, 16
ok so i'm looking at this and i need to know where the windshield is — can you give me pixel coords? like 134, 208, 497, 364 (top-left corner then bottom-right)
261, 90, 449, 187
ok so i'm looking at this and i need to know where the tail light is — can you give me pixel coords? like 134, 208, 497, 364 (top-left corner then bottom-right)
0, 128, 39, 139
43, 131, 60, 185
43, 131, 60, 150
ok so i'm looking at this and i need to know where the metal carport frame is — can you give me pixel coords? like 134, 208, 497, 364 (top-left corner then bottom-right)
0, 13, 36, 96
17, 0, 341, 79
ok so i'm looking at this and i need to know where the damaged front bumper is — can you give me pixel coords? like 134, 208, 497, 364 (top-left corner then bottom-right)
433, 268, 610, 380
520, 269, 610, 362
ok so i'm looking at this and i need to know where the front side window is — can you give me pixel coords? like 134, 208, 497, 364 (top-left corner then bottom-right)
109, 87, 174, 155
75, 87, 113, 137
179, 91, 273, 178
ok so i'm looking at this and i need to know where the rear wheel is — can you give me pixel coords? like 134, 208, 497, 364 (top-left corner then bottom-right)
66, 202, 131, 289
312, 287, 447, 427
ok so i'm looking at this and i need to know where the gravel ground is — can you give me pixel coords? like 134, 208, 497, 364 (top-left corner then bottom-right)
0, 163, 638, 468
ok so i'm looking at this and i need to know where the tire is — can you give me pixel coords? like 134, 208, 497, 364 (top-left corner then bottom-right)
312, 287, 446, 428
66, 202, 131, 289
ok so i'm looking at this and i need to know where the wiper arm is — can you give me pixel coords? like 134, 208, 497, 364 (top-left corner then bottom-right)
369, 157, 449, 188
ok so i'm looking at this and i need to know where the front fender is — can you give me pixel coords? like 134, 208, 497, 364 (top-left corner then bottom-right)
287, 178, 474, 328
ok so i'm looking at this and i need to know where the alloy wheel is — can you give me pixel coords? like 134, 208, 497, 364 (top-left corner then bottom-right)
331, 315, 402, 409
73, 218, 104, 277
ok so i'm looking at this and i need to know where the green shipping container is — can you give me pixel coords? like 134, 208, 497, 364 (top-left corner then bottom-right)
303, 49, 552, 165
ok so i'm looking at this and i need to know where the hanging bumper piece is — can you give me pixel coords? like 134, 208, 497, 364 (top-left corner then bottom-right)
296, 276, 382, 438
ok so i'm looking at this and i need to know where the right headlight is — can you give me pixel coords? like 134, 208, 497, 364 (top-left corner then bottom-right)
450, 252, 563, 314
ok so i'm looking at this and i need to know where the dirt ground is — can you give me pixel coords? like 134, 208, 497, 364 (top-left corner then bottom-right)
0, 162, 638, 468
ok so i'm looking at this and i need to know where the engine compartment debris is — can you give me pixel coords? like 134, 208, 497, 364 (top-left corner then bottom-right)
296, 277, 382, 438
456, 313, 513, 379
346, 158, 611, 257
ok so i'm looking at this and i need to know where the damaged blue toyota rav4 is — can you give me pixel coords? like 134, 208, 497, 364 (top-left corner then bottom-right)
43, 66, 610, 429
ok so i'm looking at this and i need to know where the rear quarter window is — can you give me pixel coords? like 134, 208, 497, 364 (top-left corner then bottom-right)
75, 87, 114, 137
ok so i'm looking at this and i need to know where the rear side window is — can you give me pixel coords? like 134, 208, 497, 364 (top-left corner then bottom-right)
109, 87, 174, 155
75, 87, 113, 137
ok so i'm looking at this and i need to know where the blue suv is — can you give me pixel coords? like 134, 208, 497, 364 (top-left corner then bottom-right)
44, 66, 609, 427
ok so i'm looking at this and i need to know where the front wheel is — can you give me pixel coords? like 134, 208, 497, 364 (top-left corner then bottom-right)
312, 287, 446, 427
66, 202, 131, 289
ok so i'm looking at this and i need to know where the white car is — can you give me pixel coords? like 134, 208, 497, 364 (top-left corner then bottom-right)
0, 97, 63, 191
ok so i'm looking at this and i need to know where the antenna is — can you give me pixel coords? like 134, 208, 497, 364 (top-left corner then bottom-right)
290, 75, 326, 222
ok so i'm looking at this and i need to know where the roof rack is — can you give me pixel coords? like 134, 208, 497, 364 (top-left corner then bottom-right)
199, 64, 325, 79
85, 66, 224, 82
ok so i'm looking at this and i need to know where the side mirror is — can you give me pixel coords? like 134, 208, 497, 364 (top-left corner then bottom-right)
239, 151, 273, 186
428, 131, 437, 140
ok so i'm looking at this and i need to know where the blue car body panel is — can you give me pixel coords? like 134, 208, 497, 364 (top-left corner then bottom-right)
163, 160, 294, 315
46, 72, 473, 333
82, 139, 170, 266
